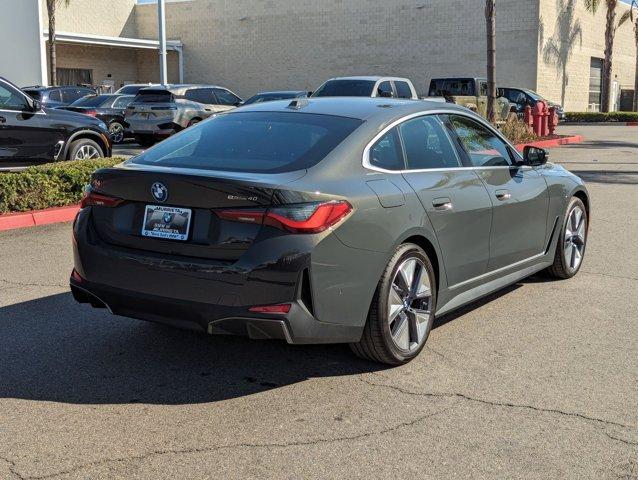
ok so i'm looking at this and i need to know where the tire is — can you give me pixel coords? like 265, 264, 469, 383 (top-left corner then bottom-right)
547, 197, 588, 279
350, 243, 437, 365
108, 121, 125, 144
135, 136, 155, 148
68, 138, 104, 161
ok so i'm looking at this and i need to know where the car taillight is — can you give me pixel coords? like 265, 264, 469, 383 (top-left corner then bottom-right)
80, 190, 124, 208
217, 201, 352, 234
83, 109, 98, 117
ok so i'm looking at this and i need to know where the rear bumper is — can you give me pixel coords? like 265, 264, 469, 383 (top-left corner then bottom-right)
126, 118, 180, 137
70, 208, 365, 344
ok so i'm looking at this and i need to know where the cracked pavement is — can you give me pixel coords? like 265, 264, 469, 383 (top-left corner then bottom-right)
0, 125, 637, 479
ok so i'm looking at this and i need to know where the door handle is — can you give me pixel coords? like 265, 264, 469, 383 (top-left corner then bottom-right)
495, 190, 511, 201
432, 197, 453, 211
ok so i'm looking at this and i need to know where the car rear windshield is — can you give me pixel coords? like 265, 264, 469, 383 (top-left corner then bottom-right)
70, 95, 110, 107
429, 79, 476, 96
313, 80, 376, 97
131, 89, 174, 104
130, 111, 363, 173
244, 93, 298, 105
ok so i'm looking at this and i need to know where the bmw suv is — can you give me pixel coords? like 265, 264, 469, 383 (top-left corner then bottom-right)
0, 77, 112, 164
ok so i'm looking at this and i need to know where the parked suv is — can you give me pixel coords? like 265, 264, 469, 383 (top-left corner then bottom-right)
499, 87, 565, 121
114, 84, 159, 96
0, 77, 112, 163
428, 77, 514, 122
312, 76, 419, 99
61, 94, 135, 143
22, 85, 96, 108
125, 84, 243, 147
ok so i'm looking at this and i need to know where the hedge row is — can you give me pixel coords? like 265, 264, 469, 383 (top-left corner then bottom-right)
0, 158, 123, 214
565, 111, 638, 122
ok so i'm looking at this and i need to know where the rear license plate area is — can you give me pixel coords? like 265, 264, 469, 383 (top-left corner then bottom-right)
142, 205, 192, 241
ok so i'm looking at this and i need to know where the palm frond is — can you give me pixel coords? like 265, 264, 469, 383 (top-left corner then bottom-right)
583, 0, 601, 13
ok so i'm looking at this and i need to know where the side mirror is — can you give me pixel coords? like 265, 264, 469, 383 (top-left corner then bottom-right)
523, 146, 548, 166
307, 91, 313, 97
31, 99, 42, 112
234, 101, 244, 107
378, 88, 393, 98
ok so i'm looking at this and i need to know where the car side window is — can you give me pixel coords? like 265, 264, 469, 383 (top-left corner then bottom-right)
448, 115, 513, 167
48, 89, 62, 102
377, 81, 393, 98
399, 116, 460, 170
369, 128, 404, 171
212, 88, 241, 106
112, 96, 133, 109
395, 81, 412, 99
0, 83, 30, 111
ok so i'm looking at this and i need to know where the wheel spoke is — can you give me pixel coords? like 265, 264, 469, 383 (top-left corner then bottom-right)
409, 309, 430, 344
388, 286, 404, 325
565, 242, 574, 266
413, 267, 431, 299
397, 259, 416, 293
391, 312, 410, 350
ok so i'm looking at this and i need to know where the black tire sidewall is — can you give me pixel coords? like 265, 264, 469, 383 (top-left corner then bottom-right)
376, 244, 437, 363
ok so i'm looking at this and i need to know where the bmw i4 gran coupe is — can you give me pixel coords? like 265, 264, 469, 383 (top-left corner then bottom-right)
70, 97, 589, 365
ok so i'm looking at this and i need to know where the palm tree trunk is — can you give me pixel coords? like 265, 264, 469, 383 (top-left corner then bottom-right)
47, 0, 57, 86
485, 0, 496, 123
601, 0, 617, 112
634, 29, 638, 111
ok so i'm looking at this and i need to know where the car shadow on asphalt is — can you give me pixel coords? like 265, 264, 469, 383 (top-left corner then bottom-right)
0, 278, 538, 406
570, 170, 638, 185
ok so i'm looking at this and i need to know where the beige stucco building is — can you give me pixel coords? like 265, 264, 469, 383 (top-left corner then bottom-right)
4, 0, 637, 111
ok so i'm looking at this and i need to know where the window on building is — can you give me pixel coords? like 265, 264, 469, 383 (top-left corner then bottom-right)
57, 68, 93, 86
588, 58, 603, 112
395, 81, 413, 99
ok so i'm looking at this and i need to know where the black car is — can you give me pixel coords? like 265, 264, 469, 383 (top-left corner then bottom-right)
0, 77, 112, 164
61, 94, 134, 143
114, 84, 159, 96
22, 85, 96, 108
243, 91, 308, 105
499, 87, 565, 121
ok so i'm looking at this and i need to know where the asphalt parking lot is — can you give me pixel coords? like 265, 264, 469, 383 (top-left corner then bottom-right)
1, 125, 637, 479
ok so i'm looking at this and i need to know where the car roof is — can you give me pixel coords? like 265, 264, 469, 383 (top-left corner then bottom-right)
233, 97, 469, 121
139, 84, 228, 95
23, 85, 93, 91
255, 90, 306, 95
324, 76, 409, 82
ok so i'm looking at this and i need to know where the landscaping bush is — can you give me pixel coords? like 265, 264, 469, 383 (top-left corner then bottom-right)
565, 111, 638, 122
0, 158, 124, 214
499, 117, 539, 144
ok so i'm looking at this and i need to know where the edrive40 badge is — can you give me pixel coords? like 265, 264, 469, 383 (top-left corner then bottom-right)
151, 182, 168, 202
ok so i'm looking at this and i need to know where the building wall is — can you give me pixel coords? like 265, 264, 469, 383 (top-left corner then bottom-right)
1, 0, 47, 87
40, 0, 138, 38
50, 44, 179, 88
538, 0, 637, 111
134, 0, 540, 99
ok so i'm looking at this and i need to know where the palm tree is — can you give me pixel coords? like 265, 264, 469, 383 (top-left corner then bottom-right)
46, 0, 71, 86
618, 1, 638, 111
543, 0, 583, 106
485, 0, 496, 123
583, 0, 629, 111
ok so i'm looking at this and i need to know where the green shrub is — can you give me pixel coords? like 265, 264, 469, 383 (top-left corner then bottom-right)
499, 117, 540, 144
0, 158, 124, 214
565, 111, 638, 122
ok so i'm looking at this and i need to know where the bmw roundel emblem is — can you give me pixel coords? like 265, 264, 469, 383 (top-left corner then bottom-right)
151, 182, 168, 202
163, 212, 174, 224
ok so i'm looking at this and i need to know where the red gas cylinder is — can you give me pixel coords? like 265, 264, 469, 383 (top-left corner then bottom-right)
532, 101, 544, 136
548, 106, 559, 136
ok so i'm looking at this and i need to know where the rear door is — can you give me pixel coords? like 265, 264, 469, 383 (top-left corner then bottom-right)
397, 114, 493, 287
446, 114, 549, 271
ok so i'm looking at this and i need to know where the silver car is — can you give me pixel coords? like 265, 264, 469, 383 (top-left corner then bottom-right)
125, 84, 243, 147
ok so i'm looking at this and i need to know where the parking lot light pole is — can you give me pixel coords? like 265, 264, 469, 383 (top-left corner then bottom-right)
158, 0, 168, 86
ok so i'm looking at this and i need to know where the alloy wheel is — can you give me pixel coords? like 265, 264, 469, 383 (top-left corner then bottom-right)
109, 122, 124, 143
74, 144, 101, 160
564, 205, 586, 271
387, 257, 433, 352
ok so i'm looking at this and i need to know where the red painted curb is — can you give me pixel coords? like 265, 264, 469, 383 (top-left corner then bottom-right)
0, 205, 80, 232
515, 135, 583, 152
627, 121, 638, 126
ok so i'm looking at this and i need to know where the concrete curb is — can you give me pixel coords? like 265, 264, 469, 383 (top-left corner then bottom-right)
0, 205, 80, 232
561, 121, 638, 126
514, 135, 584, 152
